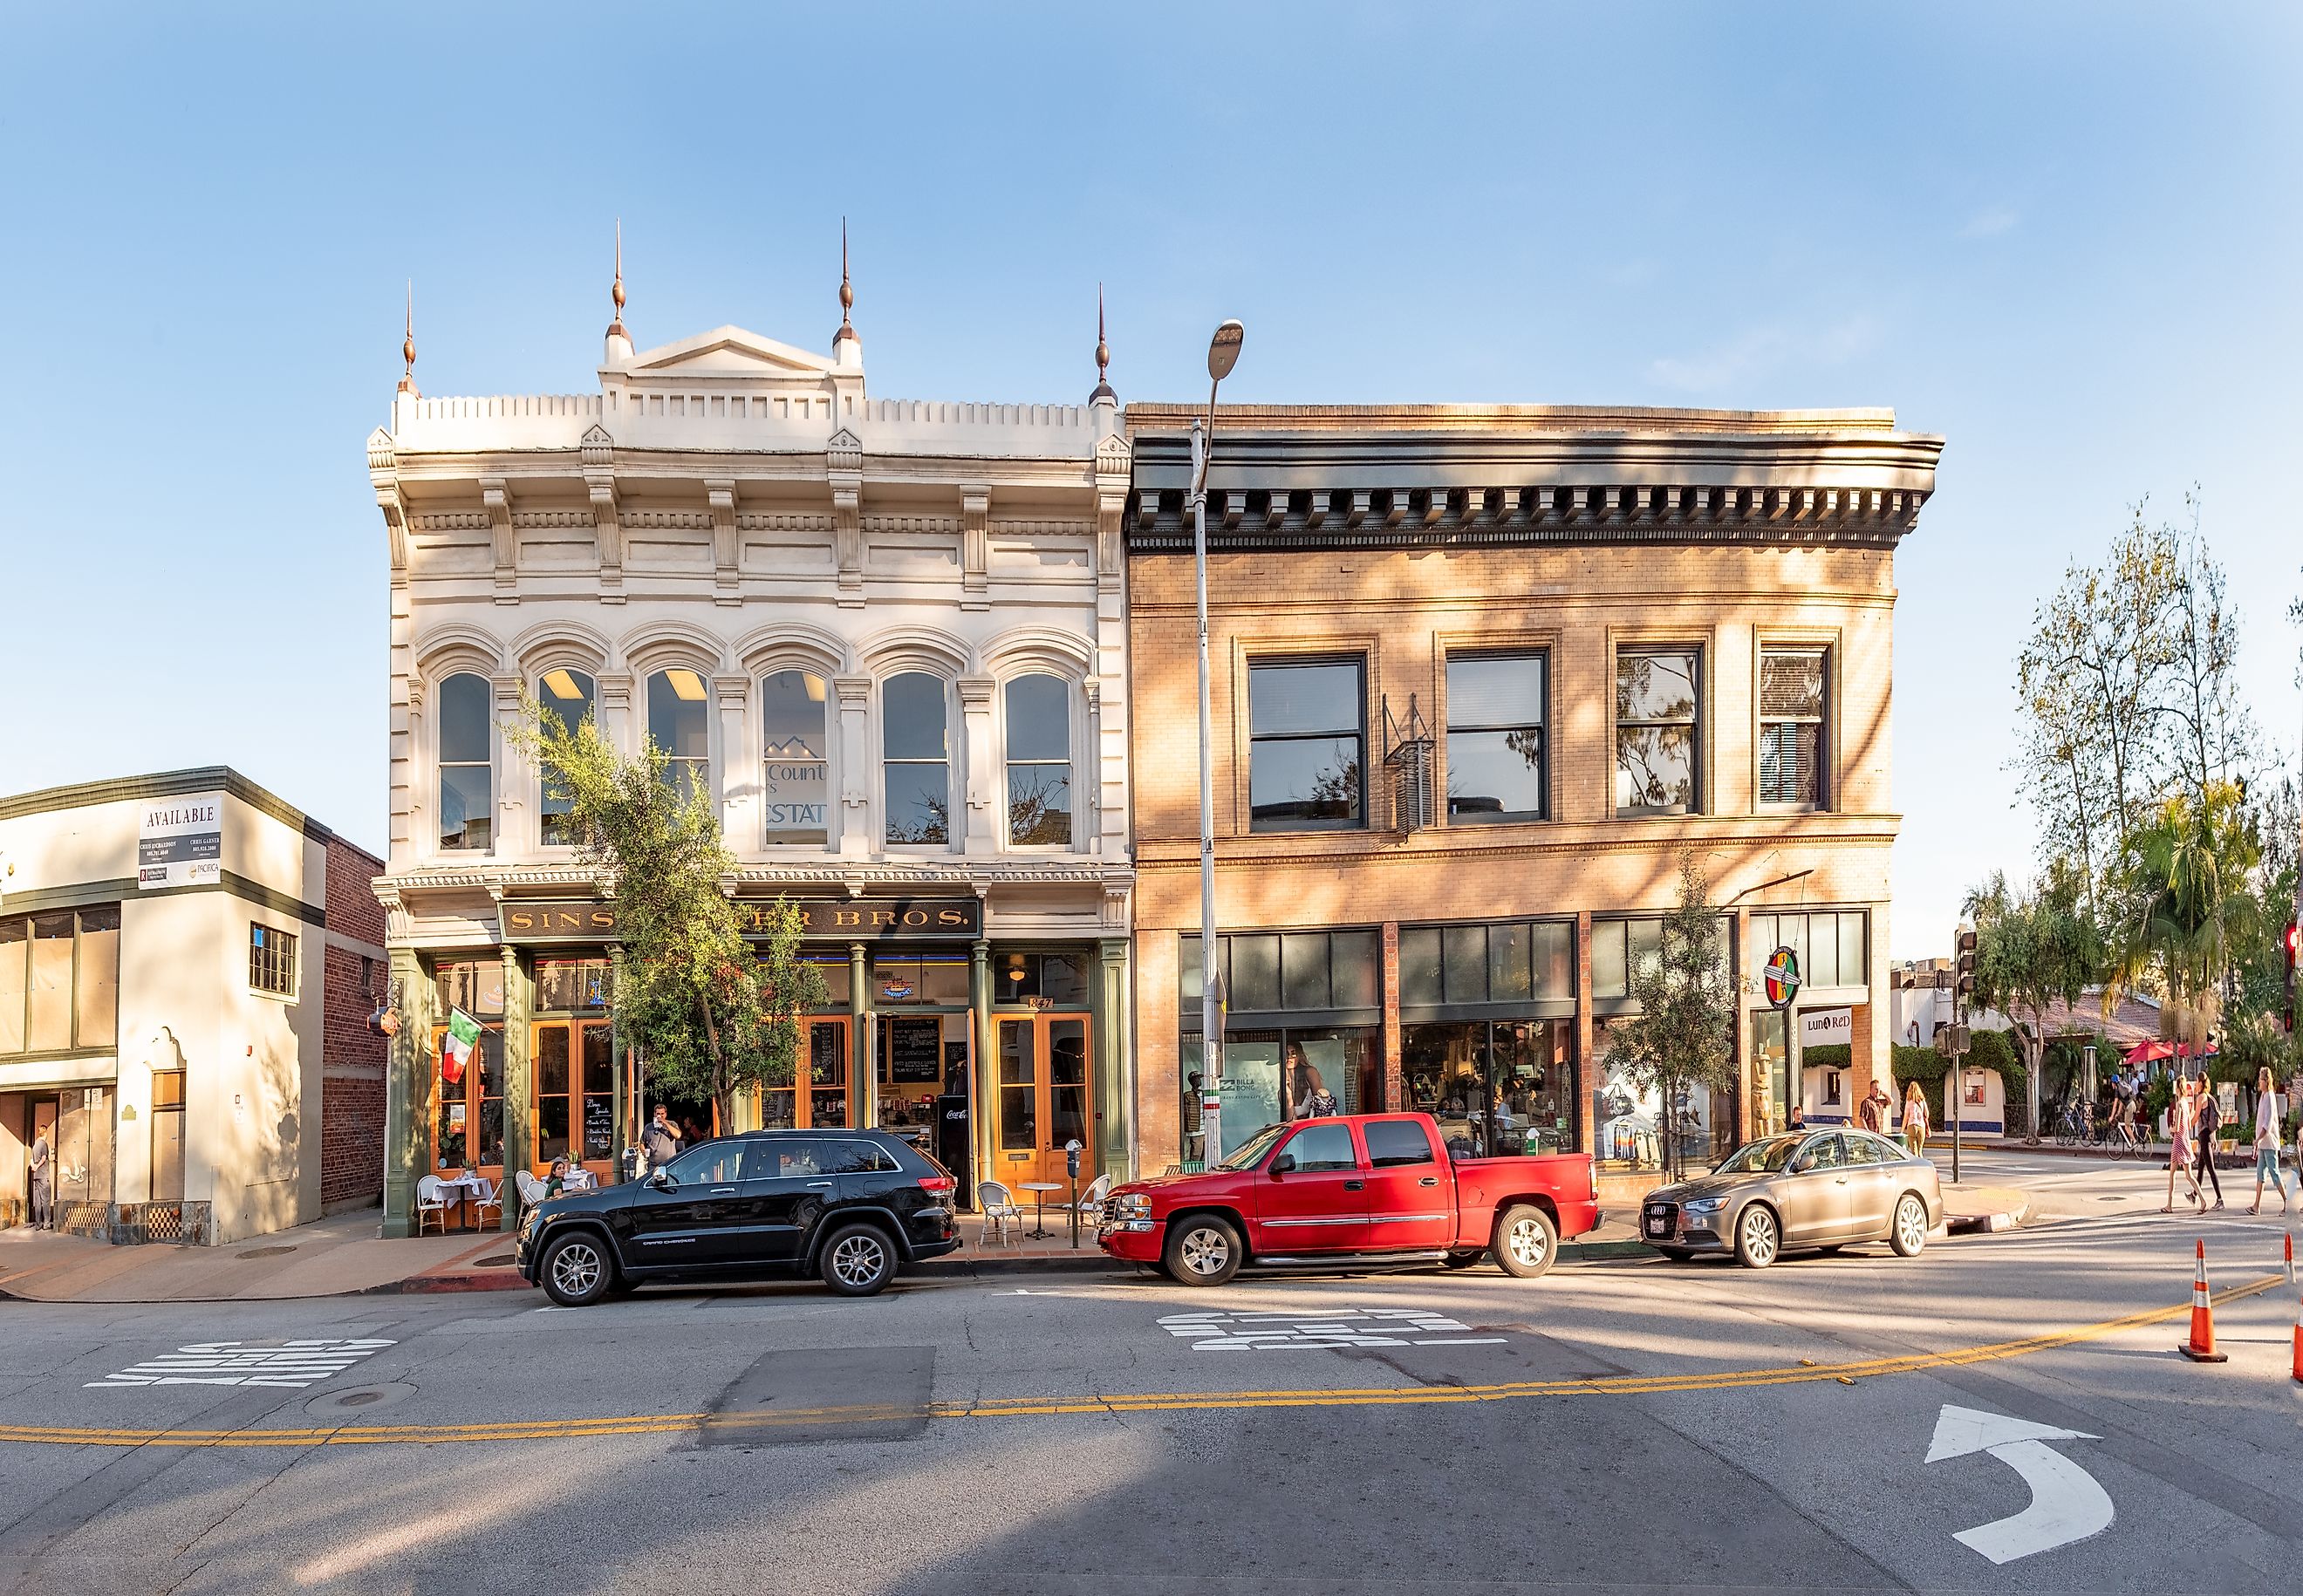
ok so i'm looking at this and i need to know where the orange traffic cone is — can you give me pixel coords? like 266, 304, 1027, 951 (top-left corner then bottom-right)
2179, 1238, 2228, 1363
2286, 1231, 2295, 1288
2292, 1292, 2302, 1387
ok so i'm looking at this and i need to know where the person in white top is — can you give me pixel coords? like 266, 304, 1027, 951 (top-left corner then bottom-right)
2249, 1066, 2290, 1216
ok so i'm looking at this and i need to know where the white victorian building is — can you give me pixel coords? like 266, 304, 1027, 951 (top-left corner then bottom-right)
366, 262, 1134, 1236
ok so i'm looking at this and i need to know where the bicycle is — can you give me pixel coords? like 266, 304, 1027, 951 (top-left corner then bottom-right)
2051, 1098, 2089, 1148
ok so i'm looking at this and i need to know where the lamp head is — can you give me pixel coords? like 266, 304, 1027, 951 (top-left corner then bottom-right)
1206, 319, 1244, 383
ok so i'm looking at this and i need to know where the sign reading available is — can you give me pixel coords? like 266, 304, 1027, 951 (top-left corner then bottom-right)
138, 792, 223, 890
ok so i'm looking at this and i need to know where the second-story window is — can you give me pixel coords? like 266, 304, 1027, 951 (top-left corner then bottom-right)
1004, 674, 1072, 846
762, 669, 830, 846
1760, 647, 1829, 808
1614, 647, 1700, 816
437, 672, 494, 850
646, 669, 710, 802
883, 672, 949, 845
1248, 658, 1365, 832
536, 668, 595, 846
1445, 651, 1547, 824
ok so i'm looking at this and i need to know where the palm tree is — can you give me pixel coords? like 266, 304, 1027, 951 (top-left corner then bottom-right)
2108, 781, 2261, 1059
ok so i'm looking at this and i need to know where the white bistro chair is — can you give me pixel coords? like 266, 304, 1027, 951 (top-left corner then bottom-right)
514, 1170, 548, 1208
413, 1174, 451, 1236
976, 1181, 1024, 1245
1064, 1173, 1113, 1223
467, 1175, 502, 1230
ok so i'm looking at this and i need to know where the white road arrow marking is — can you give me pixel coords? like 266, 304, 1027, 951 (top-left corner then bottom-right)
1927, 1403, 2112, 1565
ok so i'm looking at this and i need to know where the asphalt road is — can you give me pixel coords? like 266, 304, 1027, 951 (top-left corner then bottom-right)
1, 1163, 2297, 1595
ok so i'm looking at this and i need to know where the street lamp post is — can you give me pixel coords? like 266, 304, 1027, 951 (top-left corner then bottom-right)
1193, 320, 1245, 1167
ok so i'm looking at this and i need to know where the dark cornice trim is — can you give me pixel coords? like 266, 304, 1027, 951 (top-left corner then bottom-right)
0, 767, 354, 851
0, 873, 325, 929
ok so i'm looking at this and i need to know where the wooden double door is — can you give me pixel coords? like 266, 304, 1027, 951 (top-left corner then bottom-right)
762, 1018, 854, 1129
993, 1013, 1092, 1192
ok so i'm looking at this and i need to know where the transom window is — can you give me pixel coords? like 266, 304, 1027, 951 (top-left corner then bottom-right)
762, 669, 830, 846
646, 669, 711, 801
1445, 651, 1547, 823
1005, 674, 1072, 846
437, 672, 494, 850
1248, 658, 1365, 832
536, 668, 596, 846
883, 672, 950, 845
1615, 647, 1700, 815
1760, 647, 1829, 809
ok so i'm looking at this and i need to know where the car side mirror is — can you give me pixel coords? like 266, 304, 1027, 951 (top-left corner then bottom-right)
1791, 1154, 1814, 1174
647, 1169, 675, 1191
1269, 1153, 1296, 1177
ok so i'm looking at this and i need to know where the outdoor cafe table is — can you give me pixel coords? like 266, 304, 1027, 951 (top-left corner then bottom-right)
1017, 1182, 1063, 1240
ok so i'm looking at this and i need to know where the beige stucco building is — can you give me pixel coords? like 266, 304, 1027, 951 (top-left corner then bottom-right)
366, 267, 1136, 1236
0, 768, 386, 1245
1123, 405, 1942, 1198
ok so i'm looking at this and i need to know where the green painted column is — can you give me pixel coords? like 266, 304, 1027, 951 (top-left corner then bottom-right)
608, 949, 629, 1183
970, 938, 993, 1196
498, 945, 530, 1230
849, 941, 870, 1127
381, 949, 432, 1238
1095, 938, 1131, 1182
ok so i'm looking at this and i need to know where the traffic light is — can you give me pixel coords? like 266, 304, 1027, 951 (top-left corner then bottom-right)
1954, 927, 1978, 1005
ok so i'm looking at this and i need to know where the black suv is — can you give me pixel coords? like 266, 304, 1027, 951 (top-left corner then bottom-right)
515, 1129, 961, 1306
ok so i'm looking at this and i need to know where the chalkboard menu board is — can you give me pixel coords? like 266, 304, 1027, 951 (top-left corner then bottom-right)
886, 1019, 942, 1084
583, 1097, 612, 1157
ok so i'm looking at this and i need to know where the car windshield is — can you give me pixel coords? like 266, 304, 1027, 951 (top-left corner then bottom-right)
1215, 1124, 1288, 1171
1712, 1135, 1808, 1175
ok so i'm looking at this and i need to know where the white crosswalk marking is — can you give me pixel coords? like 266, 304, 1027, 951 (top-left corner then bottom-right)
85, 1338, 394, 1389
1158, 1306, 1507, 1351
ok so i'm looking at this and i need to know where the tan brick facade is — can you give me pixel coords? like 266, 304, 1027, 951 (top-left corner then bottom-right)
1124, 405, 1940, 1187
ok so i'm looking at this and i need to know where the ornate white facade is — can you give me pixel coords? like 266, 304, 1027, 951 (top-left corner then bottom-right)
366, 286, 1135, 1235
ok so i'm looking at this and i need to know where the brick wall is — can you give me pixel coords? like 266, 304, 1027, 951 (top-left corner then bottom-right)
320, 835, 388, 1210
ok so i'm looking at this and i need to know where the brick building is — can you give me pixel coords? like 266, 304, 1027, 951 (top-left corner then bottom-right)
1123, 405, 1942, 1202
0, 768, 387, 1244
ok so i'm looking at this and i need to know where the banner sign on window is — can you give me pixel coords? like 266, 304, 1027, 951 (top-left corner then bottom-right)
1798, 1007, 1852, 1048
138, 793, 223, 889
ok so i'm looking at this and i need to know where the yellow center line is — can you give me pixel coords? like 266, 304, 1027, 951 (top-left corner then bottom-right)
2, 1274, 2280, 1449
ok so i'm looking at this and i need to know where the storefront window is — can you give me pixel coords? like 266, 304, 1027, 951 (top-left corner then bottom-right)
994, 951, 1087, 1006
1403, 1020, 1575, 1156
434, 958, 505, 1020
0, 907, 119, 1055
1748, 910, 1868, 992
434, 1026, 504, 1171
534, 1022, 613, 1165
1591, 1018, 1735, 1172
1398, 920, 1574, 1007
534, 957, 612, 1012
878, 1014, 950, 1129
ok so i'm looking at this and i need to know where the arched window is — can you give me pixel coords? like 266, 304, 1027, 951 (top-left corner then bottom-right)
536, 668, 596, 847
882, 672, 949, 845
437, 672, 493, 851
761, 669, 830, 846
646, 668, 711, 801
1005, 674, 1072, 846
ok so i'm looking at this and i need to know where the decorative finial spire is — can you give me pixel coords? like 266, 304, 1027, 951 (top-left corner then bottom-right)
1090, 282, 1115, 402
834, 217, 856, 344
397, 280, 419, 397
608, 218, 627, 339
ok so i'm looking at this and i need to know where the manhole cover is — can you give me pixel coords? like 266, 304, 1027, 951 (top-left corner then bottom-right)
236, 1246, 297, 1258
306, 1381, 416, 1417
475, 1253, 516, 1266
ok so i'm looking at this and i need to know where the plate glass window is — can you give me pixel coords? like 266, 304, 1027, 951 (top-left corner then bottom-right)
536, 668, 596, 846
1614, 648, 1700, 815
1445, 651, 1547, 823
883, 672, 950, 845
1004, 673, 1072, 846
761, 669, 830, 846
1759, 648, 1828, 808
1248, 658, 1365, 831
646, 669, 711, 801
437, 672, 493, 849
0, 907, 118, 1054
249, 924, 297, 997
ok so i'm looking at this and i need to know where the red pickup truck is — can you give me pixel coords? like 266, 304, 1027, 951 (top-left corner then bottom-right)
1097, 1110, 1600, 1285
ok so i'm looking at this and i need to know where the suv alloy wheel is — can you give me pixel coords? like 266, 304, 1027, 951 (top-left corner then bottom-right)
819, 1222, 898, 1296
1163, 1214, 1243, 1286
540, 1232, 614, 1307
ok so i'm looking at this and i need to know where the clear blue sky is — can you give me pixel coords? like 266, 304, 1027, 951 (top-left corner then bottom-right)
3, 3, 2298, 957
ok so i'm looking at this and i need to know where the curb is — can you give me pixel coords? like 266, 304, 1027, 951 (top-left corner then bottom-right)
361, 1270, 536, 1296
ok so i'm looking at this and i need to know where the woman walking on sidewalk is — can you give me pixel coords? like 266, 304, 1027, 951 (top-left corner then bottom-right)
2193, 1081, 2224, 1209
1902, 1081, 1930, 1157
2163, 1075, 2201, 1213
2248, 1067, 2288, 1215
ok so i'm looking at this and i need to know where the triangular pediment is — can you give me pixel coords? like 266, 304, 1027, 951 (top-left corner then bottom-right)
625, 325, 839, 380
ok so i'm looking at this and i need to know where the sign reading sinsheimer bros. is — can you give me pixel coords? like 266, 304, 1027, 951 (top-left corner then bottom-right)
502, 897, 981, 943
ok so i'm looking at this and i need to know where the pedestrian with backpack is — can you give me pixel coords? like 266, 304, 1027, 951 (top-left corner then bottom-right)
2191, 1078, 2224, 1211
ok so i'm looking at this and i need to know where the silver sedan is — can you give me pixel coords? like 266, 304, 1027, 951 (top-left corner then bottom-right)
1640, 1129, 1945, 1267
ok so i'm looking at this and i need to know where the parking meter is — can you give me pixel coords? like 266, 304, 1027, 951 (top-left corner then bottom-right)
1064, 1138, 1084, 1245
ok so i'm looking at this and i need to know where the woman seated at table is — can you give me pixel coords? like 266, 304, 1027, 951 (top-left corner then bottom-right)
545, 1156, 574, 1197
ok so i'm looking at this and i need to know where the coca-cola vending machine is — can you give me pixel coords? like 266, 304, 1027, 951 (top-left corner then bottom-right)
933, 1094, 972, 1197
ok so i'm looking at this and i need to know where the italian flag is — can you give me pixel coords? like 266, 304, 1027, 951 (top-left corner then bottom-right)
441, 1008, 480, 1085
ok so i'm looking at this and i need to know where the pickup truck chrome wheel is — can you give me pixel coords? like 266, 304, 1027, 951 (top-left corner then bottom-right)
1164, 1215, 1243, 1286
541, 1236, 610, 1306
1890, 1194, 1929, 1258
1735, 1205, 1780, 1269
1491, 1204, 1557, 1279
820, 1224, 897, 1296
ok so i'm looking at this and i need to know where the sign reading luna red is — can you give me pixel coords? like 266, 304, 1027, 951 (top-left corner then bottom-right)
502, 897, 981, 942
